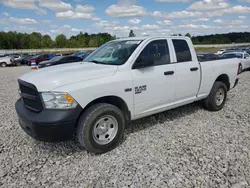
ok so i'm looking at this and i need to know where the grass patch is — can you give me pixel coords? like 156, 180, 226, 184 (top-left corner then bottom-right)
195, 47, 219, 53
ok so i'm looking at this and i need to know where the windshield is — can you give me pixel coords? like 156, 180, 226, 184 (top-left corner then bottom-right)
83, 40, 142, 65
32, 55, 39, 58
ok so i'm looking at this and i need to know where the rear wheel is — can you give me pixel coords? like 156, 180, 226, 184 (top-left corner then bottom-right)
16, 61, 21, 66
0, 62, 7, 68
76, 103, 125, 154
204, 81, 227, 111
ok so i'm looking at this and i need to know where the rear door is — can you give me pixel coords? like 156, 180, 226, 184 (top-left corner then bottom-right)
171, 39, 200, 103
131, 39, 176, 117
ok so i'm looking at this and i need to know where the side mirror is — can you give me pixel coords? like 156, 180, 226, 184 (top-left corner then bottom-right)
132, 56, 154, 69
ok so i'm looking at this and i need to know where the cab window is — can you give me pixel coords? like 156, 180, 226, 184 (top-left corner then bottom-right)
135, 40, 170, 66
172, 39, 192, 63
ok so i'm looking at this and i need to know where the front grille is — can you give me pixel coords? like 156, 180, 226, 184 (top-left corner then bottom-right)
18, 79, 43, 113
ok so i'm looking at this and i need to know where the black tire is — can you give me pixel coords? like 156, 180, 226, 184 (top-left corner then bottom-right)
0, 62, 7, 68
16, 62, 21, 66
76, 103, 126, 154
204, 81, 227, 111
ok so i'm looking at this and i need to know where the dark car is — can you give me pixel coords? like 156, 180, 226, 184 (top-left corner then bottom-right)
197, 53, 219, 61
28, 54, 56, 65
73, 52, 89, 59
38, 55, 83, 68
14, 55, 33, 65
220, 53, 243, 59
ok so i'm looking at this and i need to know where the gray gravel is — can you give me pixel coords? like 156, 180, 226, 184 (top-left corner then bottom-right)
0, 66, 250, 188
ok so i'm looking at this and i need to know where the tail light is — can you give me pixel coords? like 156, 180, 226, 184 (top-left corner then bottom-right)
237, 63, 242, 75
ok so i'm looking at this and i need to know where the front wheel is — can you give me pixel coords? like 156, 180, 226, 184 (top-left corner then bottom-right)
0, 62, 7, 68
204, 81, 227, 111
76, 103, 125, 154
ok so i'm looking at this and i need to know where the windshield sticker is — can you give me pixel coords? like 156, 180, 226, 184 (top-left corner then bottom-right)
126, 41, 141, 44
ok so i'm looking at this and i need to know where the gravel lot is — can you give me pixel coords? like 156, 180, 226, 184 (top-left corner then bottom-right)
0, 66, 250, 188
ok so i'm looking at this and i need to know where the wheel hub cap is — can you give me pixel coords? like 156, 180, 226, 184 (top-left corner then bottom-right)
215, 88, 225, 106
93, 115, 118, 145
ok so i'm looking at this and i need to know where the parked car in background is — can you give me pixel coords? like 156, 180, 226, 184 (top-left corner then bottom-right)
38, 55, 83, 68
11, 54, 22, 61
27, 54, 56, 65
0, 56, 15, 67
14, 55, 33, 65
197, 53, 219, 61
216, 49, 226, 55
73, 52, 89, 59
221, 52, 250, 71
0, 54, 8, 57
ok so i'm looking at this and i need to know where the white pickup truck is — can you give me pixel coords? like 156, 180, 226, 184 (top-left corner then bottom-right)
15, 36, 241, 153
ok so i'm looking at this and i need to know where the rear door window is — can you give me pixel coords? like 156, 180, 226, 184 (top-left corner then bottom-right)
172, 39, 192, 63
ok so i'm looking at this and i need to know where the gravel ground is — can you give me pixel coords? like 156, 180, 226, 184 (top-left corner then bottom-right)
0, 66, 250, 188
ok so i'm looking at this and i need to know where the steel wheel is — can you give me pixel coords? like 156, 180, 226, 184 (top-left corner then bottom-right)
215, 88, 225, 106
92, 115, 118, 145
1, 62, 7, 67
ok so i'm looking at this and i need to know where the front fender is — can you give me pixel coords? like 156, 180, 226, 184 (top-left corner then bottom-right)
52, 73, 134, 117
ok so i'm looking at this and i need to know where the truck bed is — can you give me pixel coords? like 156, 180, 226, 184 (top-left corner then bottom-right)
197, 58, 240, 100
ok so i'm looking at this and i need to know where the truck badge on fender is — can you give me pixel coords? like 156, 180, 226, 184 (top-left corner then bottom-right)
135, 85, 147, 94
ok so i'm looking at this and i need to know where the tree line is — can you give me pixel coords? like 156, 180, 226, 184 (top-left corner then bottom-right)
190, 32, 250, 45
0, 31, 115, 49
1, 30, 250, 49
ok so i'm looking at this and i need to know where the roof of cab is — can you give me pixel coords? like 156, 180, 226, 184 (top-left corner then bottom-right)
114, 36, 190, 41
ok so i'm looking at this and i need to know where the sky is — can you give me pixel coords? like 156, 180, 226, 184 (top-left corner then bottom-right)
0, 0, 250, 38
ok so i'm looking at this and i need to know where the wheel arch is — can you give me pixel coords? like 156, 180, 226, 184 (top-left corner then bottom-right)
0, 62, 7, 67
80, 95, 131, 123
215, 74, 230, 90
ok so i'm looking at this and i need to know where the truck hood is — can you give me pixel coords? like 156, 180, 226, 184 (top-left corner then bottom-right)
19, 62, 118, 91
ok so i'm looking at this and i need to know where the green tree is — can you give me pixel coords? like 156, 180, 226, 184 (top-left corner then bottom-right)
129, 30, 135, 37
185, 33, 191, 38
55, 34, 68, 48
28, 32, 42, 49
41, 35, 53, 48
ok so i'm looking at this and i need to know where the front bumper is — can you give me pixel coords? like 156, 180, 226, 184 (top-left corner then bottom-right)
15, 98, 82, 142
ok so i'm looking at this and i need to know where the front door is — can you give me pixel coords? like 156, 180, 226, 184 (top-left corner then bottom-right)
131, 39, 176, 117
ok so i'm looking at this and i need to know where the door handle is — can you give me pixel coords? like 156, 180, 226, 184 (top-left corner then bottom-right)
190, 67, 198, 71
164, 71, 174, 75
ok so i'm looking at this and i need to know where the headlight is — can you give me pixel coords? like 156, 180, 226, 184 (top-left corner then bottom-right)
41, 92, 78, 109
